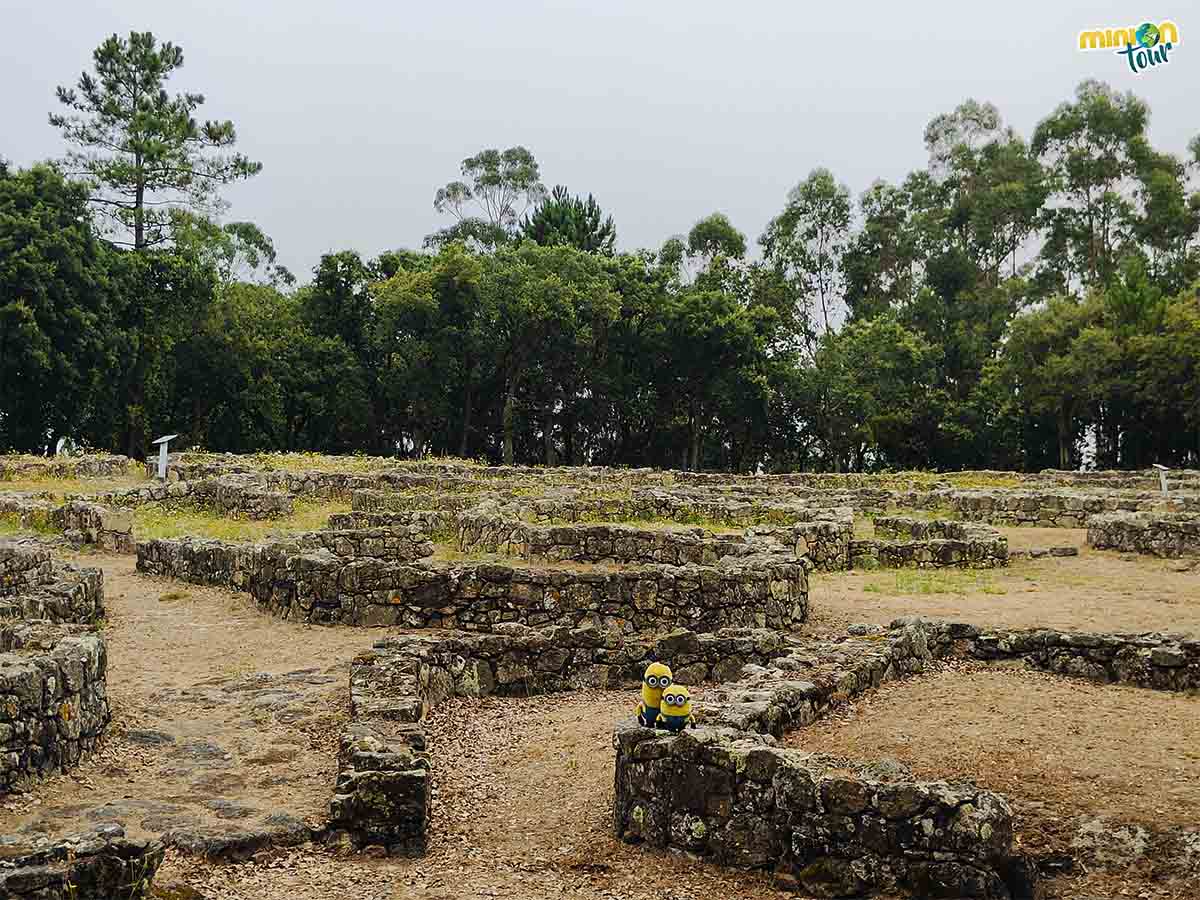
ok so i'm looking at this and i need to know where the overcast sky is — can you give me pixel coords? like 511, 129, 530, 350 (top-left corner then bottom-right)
3, 0, 1195, 280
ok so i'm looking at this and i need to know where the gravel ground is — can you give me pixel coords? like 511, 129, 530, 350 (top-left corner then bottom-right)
789, 661, 1200, 899
156, 692, 811, 900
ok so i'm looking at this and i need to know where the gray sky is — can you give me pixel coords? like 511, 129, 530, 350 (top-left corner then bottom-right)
4, 0, 1195, 281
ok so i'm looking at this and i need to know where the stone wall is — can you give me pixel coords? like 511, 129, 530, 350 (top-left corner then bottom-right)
1086, 512, 1200, 558
613, 726, 1028, 899
55, 500, 134, 552
378, 624, 797, 703
744, 510, 855, 571
94, 474, 294, 520
457, 505, 764, 566
327, 509, 454, 534
516, 489, 826, 527
0, 454, 133, 481
136, 536, 809, 632
605, 615, 1200, 898
1, 542, 110, 795
0, 495, 135, 553
330, 624, 799, 854
0, 627, 111, 793
0, 825, 163, 899
701, 621, 943, 737
351, 488, 489, 515
898, 488, 1198, 527
0, 542, 104, 624
926, 619, 1200, 691
851, 517, 1009, 569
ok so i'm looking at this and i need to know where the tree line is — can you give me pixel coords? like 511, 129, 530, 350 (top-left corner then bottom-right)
2, 31, 1199, 471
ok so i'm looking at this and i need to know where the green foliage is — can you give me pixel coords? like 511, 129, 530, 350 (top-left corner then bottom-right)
0, 165, 113, 453
50, 31, 261, 249
760, 168, 852, 342
520, 185, 616, 254
427, 147, 547, 251
687, 212, 747, 264
8, 59, 1200, 472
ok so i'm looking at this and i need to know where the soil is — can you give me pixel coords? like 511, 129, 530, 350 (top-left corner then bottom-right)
0, 554, 374, 845
156, 693, 806, 900
810, 537, 1200, 634
788, 662, 1200, 899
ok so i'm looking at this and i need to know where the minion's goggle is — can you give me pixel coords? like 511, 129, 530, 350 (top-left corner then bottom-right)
644, 674, 672, 688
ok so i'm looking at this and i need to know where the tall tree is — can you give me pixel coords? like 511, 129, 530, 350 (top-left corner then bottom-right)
427, 147, 546, 251
50, 31, 261, 250
760, 167, 852, 344
0, 164, 114, 453
520, 185, 617, 254
687, 213, 746, 267
1032, 80, 1149, 292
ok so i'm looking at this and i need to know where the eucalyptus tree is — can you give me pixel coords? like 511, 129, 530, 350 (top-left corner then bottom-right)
760, 168, 852, 345
427, 147, 546, 251
50, 31, 261, 250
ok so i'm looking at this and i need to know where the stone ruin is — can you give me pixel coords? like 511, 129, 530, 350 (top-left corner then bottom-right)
1087, 510, 1200, 558
1, 453, 1198, 898
0, 540, 165, 896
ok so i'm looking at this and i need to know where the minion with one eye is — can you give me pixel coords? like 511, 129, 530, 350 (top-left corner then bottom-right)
658, 685, 694, 733
637, 662, 673, 728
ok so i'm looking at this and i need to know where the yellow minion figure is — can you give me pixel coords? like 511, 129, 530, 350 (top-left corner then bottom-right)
637, 662, 673, 728
658, 685, 694, 733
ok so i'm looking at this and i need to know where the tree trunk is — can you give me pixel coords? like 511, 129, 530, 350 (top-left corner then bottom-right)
458, 381, 473, 458
134, 169, 145, 250
1058, 405, 1072, 469
502, 389, 516, 465
687, 402, 701, 471
542, 402, 557, 466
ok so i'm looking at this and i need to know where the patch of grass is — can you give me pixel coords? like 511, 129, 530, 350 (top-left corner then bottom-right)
0, 473, 149, 499
0, 509, 58, 536
863, 568, 1006, 596
133, 499, 350, 543
871, 470, 1024, 490
158, 590, 191, 602
853, 516, 875, 539
233, 451, 487, 475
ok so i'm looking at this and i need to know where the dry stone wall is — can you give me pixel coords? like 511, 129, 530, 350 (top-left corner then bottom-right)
94, 474, 294, 520
0, 542, 104, 624
458, 506, 763, 566
458, 502, 855, 572
332, 624, 800, 854
137, 536, 809, 631
0, 824, 164, 899
928, 619, 1200, 691
851, 517, 1009, 569
1086, 512, 1200, 558
612, 726, 1029, 899
898, 488, 1198, 527
0, 495, 133, 552
0, 454, 133, 481
0, 542, 110, 795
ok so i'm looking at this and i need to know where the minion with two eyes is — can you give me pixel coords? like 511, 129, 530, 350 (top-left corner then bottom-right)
658, 685, 694, 733
636, 662, 673, 728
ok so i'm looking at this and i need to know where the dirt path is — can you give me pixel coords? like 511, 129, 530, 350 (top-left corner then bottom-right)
810, 544, 1200, 634
0, 555, 375, 848
158, 693, 805, 900
789, 663, 1200, 899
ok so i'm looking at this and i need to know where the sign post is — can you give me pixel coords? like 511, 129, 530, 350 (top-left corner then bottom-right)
1152, 463, 1169, 496
152, 434, 178, 481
